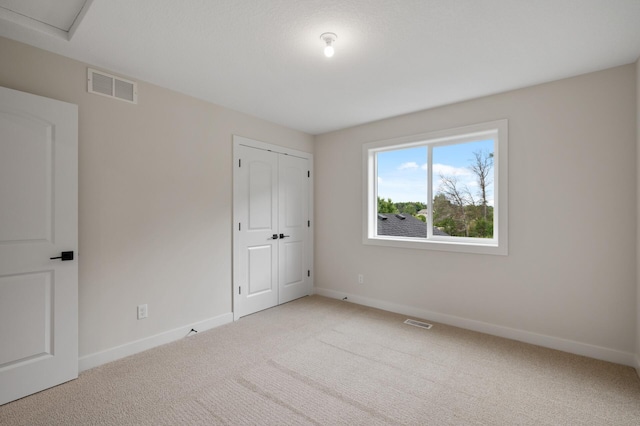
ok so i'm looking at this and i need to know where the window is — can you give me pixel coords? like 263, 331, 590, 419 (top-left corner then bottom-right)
363, 120, 508, 255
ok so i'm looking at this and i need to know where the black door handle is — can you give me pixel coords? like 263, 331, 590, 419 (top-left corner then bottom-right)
50, 251, 74, 261
279, 234, 290, 239
271, 234, 279, 240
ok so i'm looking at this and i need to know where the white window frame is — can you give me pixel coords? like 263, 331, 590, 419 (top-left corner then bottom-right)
362, 119, 508, 255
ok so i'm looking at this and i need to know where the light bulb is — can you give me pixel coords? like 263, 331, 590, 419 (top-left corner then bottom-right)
324, 45, 334, 58
320, 32, 337, 58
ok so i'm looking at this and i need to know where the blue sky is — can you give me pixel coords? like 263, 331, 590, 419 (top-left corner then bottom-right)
377, 139, 494, 204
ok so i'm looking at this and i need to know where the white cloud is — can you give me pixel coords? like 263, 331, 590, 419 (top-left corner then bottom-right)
398, 161, 419, 170
430, 163, 471, 176
379, 162, 493, 203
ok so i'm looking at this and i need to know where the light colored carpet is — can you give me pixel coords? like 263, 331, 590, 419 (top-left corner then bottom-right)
1, 295, 639, 425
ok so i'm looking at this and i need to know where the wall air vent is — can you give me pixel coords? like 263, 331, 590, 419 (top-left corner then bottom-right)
87, 68, 137, 104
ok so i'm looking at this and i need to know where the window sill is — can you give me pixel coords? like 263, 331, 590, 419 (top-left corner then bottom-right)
363, 236, 508, 255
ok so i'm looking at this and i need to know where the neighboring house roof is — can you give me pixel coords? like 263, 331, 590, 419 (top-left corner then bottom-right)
377, 213, 449, 237
417, 209, 428, 215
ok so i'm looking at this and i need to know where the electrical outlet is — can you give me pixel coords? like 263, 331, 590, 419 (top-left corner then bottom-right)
137, 304, 148, 320
358, 274, 364, 284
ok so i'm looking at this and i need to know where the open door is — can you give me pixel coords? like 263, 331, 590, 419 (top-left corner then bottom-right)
0, 86, 78, 405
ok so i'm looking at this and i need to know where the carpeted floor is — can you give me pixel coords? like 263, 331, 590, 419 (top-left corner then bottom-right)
1, 295, 639, 425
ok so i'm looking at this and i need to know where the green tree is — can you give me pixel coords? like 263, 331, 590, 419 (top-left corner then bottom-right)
470, 217, 493, 238
377, 197, 398, 213
438, 217, 457, 236
403, 204, 417, 215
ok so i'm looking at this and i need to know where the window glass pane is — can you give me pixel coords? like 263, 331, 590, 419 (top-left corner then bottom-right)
364, 120, 507, 254
432, 139, 494, 238
376, 147, 428, 238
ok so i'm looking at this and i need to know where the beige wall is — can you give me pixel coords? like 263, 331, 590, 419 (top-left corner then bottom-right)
1, 34, 638, 367
0, 37, 313, 358
315, 65, 637, 360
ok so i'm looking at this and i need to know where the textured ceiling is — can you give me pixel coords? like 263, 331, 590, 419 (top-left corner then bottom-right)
1, 0, 639, 135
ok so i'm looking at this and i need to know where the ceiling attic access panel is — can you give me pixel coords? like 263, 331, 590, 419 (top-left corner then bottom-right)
0, 0, 93, 40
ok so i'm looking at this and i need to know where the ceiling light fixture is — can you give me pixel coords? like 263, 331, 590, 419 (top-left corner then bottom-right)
320, 32, 337, 58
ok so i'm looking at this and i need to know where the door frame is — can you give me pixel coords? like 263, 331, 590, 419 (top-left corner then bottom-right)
232, 136, 314, 321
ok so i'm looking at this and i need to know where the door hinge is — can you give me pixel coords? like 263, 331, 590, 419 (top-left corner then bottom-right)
307, 270, 310, 277
239, 159, 241, 167
239, 222, 241, 231
308, 220, 310, 227
307, 171, 310, 178
239, 286, 241, 295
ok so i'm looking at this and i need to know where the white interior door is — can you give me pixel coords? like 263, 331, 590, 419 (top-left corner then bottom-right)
278, 154, 310, 304
234, 137, 312, 318
235, 145, 279, 317
0, 86, 78, 405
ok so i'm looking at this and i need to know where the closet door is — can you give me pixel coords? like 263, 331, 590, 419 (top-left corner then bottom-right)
234, 138, 312, 318
235, 145, 279, 317
278, 154, 310, 304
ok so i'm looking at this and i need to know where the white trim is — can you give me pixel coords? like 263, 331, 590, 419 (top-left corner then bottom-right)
0, 7, 68, 40
362, 119, 508, 256
314, 287, 636, 367
234, 136, 312, 159
232, 140, 241, 321
78, 313, 233, 372
67, 0, 94, 40
635, 354, 640, 378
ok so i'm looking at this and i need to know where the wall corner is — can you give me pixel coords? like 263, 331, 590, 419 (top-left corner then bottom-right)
636, 56, 640, 369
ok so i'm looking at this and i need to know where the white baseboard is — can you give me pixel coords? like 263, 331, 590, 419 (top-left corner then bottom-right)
314, 287, 636, 367
79, 312, 233, 372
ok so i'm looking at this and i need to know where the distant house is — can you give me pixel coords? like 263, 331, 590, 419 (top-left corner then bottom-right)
377, 213, 449, 237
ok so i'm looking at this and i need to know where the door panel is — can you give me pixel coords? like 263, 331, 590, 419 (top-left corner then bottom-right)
282, 240, 303, 285
278, 154, 309, 304
236, 146, 278, 316
248, 160, 275, 230
280, 164, 303, 228
247, 245, 274, 295
0, 112, 53, 243
0, 272, 53, 366
0, 86, 78, 405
